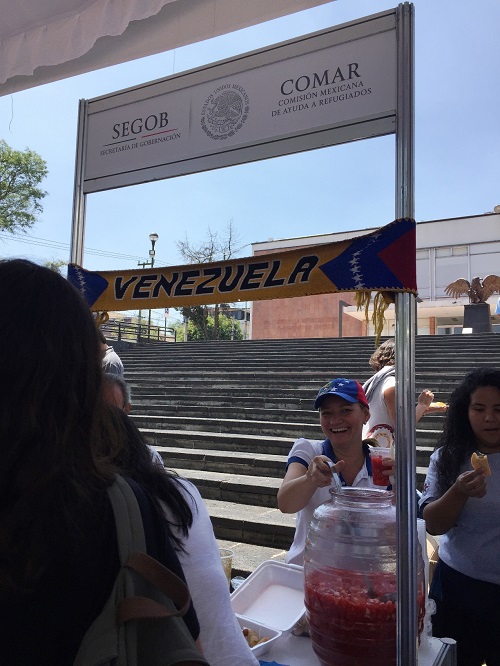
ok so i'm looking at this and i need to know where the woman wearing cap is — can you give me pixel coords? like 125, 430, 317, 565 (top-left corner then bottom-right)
278, 378, 394, 566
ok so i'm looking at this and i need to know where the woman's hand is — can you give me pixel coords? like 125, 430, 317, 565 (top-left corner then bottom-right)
381, 457, 396, 487
453, 468, 487, 499
306, 455, 336, 488
418, 389, 434, 408
424, 468, 487, 535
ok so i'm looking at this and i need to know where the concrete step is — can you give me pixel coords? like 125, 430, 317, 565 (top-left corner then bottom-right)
134, 413, 321, 438
140, 421, 438, 454
157, 449, 286, 486
125, 361, 500, 374
415, 429, 443, 446
142, 428, 295, 456
170, 467, 282, 508
136, 401, 319, 416
205, 498, 295, 551
126, 373, 361, 387
133, 403, 449, 430
130, 387, 320, 402
119, 339, 500, 363
127, 378, 468, 401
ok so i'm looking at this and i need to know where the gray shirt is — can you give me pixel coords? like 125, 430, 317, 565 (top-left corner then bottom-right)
419, 448, 500, 585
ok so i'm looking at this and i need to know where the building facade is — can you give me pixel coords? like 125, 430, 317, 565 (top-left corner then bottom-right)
250, 212, 500, 339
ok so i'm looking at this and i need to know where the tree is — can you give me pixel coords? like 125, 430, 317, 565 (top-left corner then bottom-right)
173, 313, 243, 342
43, 259, 67, 274
0, 139, 48, 232
176, 220, 245, 340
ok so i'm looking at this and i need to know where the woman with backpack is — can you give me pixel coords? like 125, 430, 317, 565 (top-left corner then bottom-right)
106, 407, 260, 666
0, 259, 207, 665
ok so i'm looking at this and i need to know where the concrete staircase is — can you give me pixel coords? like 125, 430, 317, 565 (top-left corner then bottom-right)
119, 334, 499, 575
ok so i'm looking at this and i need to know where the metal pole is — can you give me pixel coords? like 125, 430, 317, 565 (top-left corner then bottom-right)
148, 253, 154, 339
338, 300, 350, 338
137, 260, 148, 339
147, 233, 158, 340
70, 99, 88, 266
395, 4, 417, 665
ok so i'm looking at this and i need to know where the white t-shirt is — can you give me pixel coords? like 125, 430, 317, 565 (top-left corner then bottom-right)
363, 366, 396, 439
285, 438, 375, 566
161, 480, 259, 666
148, 445, 164, 466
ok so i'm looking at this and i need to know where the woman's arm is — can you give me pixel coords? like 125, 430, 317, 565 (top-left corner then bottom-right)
383, 384, 397, 426
415, 389, 434, 423
423, 468, 487, 535
384, 385, 434, 425
277, 457, 333, 514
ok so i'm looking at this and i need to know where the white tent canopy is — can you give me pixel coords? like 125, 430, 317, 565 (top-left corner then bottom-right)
0, 0, 332, 96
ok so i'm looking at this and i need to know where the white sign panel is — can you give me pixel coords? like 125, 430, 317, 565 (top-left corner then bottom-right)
83, 12, 397, 193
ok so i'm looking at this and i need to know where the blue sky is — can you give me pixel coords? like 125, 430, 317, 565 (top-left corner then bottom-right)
1, 0, 499, 292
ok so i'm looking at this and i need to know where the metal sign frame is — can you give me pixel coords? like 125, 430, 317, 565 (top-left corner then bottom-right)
70, 5, 424, 663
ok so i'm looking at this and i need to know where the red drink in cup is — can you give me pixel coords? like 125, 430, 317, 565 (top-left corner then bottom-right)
370, 448, 392, 486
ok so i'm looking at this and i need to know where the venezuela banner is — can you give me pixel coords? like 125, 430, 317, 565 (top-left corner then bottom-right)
68, 217, 416, 312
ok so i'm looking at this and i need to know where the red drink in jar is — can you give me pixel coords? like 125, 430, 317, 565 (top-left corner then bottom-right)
304, 487, 426, 666
305, 567, 425, 666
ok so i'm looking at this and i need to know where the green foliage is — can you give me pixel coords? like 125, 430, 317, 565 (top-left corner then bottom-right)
171, 321, 186, 342
172, 312, 242, 341
0, 139, 48, 232
43, 259, 67, 274
187, 313, 243, 341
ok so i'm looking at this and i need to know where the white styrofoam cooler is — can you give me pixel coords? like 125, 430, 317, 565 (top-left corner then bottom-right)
231, 560, 305, 634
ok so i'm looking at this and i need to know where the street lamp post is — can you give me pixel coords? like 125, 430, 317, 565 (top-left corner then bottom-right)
137, 233, 158, 340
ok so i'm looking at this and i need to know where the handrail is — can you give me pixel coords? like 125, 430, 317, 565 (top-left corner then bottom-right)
99, 320, 176, 343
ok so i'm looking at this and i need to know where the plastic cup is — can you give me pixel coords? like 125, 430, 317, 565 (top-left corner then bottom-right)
231, 575, 246, 591
369, 447, 393, 486
219, 548, 234, 586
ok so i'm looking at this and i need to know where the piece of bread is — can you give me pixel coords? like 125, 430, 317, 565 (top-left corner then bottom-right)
429, 401, 447, 411
471, 451, 491, 476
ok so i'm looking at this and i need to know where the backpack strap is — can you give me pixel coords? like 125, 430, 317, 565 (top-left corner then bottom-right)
118, 552, 191, 624
362, 365, 395, 402
107, 475, 147, 562
75, 476, 208, 666
108, 477, 191, 623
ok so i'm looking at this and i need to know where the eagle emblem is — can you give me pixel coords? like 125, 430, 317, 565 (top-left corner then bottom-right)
445, 275, 500, 303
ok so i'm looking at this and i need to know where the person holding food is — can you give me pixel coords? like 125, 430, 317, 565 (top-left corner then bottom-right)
362, 338, 443, 443
278, 378, 395, 566
419, 367, 500, 666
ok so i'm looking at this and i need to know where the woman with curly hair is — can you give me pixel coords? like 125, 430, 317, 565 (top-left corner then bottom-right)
419, 366, 500, 666
362, 338, 437, 442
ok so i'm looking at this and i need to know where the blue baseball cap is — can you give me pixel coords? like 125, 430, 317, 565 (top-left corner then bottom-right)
314, 378, 369, 410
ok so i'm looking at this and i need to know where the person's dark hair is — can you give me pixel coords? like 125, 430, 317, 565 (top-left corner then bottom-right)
434, 366, 500, 492
110, 412, 194, 551
97, 329, 107, 345
368, 339, 395, 371
0, 259, 123, 590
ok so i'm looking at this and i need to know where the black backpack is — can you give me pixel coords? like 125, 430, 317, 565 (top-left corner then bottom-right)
73, 475, 209, 666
